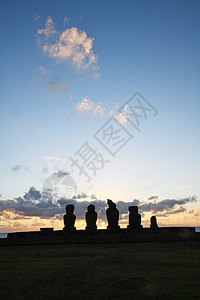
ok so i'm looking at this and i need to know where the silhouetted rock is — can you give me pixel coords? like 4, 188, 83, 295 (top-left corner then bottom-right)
150, 216, 158, 232
127, 206, 143, 231
85, 204, 97, 231
63, 204, 76, 231
106, 199, 120, 230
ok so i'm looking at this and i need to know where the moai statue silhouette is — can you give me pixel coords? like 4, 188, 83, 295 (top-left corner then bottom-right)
127, 206, 143, 231
150, 216, 158, 232
63, 204, 76, 231
106, 199, 120, 230
85, 204, 97, 231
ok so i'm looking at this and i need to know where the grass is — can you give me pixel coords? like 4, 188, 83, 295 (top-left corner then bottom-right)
0, 241, 200, 299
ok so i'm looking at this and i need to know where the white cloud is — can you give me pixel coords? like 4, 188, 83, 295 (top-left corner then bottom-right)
74, 97, 104, 117
44, 156, 61, 162
92, 104, 104, 117
36, 17, 99, 76
37, 16, 56, 39
114, 104, 131, 125
114, 112, 128, 125
43, 27, 97, 71
45, 80, 70, 93
74, 97, 94, 113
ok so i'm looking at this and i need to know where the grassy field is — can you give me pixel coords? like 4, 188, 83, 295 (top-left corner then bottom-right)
0, 241, 200, 299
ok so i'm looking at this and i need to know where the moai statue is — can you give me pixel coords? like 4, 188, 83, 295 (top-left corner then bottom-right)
106, 199, 120, 230
127, 206, 143, 231
63, 204, 76, 231
85, 204, 97, 231
150, 216, 158, 231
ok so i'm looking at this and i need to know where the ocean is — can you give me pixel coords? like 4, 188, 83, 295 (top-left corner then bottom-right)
195, 227, 200, 232
0, 233, 8, 238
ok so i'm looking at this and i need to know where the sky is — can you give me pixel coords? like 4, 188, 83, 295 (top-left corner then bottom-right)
0, 0, 200, 232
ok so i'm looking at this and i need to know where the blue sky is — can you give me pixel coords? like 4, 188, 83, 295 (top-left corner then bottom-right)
0, 0, 200, 231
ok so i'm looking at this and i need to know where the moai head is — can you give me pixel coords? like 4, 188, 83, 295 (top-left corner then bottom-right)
107, 199, 116, 209
66, 204, 74, 215
87, 204, 95, 212
129, 206, 138, 214
86, 203, 97, 231
151, 216, 157, 225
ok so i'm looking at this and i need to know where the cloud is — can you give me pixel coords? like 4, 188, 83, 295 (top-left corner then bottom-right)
43, 27, 97, 71
56, 198, 107, 220
33, 13, 40, 24
37, 16, 56, 40
116, 199, 140, 215
114, 112, 128, 125
12, 165, 23, 172
0, 188, 105, 220
74, 97, 94, 112
72, 193, 87, 199
0, 210, 31, 221
156, 207, 187, 217
37, 66, 49, 75
92, 104, 104, 117
44, 156, 61, 162
36, 17, 99, 76
139, 197, 197, 214
36, 66, 70, 93
0, 197, 62, 219
114, 104, 133, 125
45, 80, 70, 93
108, 103, 128, 125
148, 195, 158, 200
11, 165, 29, 172
74, 97, 104, 117
0, 187, 197, 223
31, 220, 46, 227
24, 187, 42, 201
168, 207, 187, 214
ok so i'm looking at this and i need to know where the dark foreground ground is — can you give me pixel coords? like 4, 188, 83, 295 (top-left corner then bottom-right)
0, 242, 200, 299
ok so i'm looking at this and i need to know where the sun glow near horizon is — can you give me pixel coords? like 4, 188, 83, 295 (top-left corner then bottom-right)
1, 209, 200, 234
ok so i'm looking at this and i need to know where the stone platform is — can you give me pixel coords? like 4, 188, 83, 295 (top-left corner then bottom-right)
0, 227, 199, 246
